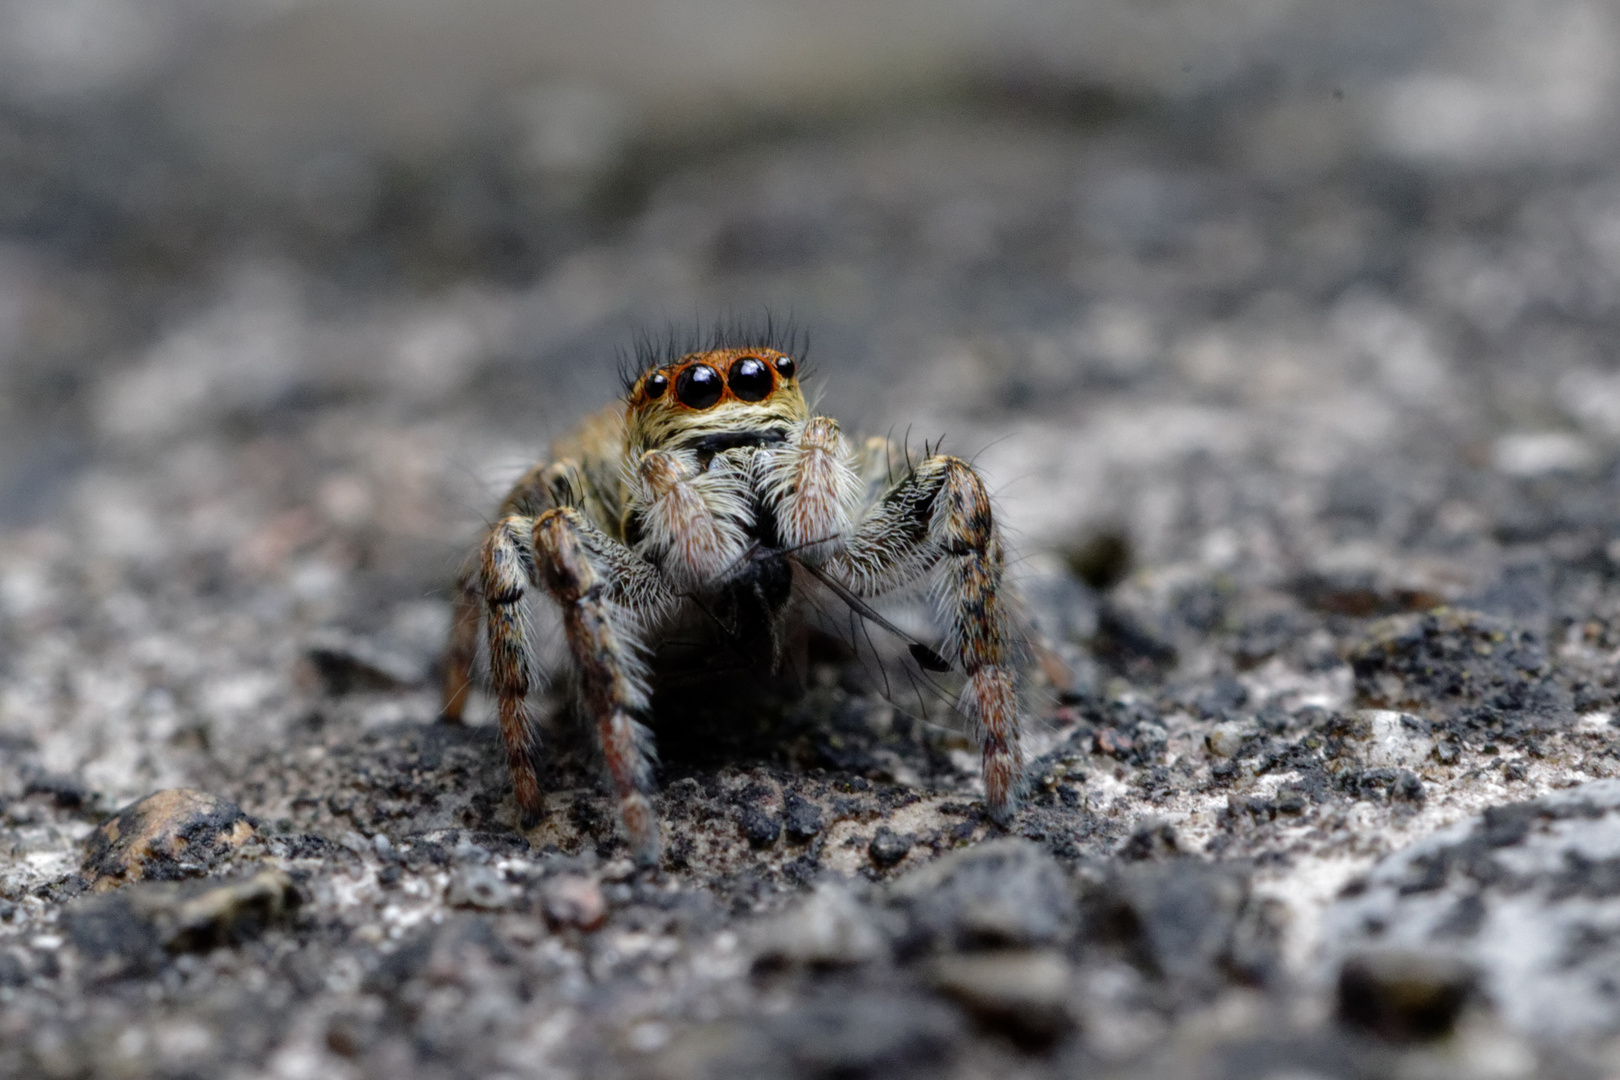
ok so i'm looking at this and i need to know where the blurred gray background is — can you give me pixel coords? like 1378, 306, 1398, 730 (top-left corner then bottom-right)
3, 0, 1617, 541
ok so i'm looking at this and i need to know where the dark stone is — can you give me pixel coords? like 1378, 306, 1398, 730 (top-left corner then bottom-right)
303, 638, 415, 695
24, 774, 89, 809
1085, 860, 1275, 993
1335, 768, 1425, 805
1337, 949, 1476, 1041
868, 827, 912, 867
889, 840, 1074, 952
63, 894, 168, 981
1549, 852, 1620, 900
1432, 892, 1487, 938
1119, 821, 1180, 861
0, 950, 29, 987
1062, 530, 1131, 592
738, 807, 781, 847
1479, 802, 1542, 848
783, 794, 823, 842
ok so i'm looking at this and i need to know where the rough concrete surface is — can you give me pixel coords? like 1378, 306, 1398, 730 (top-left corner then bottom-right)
4, 1, 1620, 1077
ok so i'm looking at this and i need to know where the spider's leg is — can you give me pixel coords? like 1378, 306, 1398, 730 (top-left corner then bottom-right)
440, 555, 482, 722
479, 515, 545, 825
839, 449, 1024, 825
533, 506, 671, 865
441, 459, 577, 723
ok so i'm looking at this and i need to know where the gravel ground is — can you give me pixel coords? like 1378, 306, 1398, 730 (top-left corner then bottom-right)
5, 3, 1620, 1078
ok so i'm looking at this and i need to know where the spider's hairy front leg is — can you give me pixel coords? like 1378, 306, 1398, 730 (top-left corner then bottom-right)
841, 451, 1024, 824
534, 506, 671, 865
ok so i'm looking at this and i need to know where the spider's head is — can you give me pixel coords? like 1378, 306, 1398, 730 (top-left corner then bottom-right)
626, 347, 809, 451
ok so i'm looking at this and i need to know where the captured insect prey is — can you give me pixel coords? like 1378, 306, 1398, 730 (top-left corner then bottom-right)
440, 325, 1026, 866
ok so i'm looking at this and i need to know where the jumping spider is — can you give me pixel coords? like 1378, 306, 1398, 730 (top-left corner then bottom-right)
441, 329, 1024, 865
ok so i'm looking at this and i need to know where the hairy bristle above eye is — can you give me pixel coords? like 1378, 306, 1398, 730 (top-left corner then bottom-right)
620, 314, 810, 391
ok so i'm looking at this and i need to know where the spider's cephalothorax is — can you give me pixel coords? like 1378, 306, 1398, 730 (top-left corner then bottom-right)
442, 335, 1024, 865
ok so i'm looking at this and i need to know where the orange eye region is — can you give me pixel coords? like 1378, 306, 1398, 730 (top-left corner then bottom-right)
635, 348, 797, 410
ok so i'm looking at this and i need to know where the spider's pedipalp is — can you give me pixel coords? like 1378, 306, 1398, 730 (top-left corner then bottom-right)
627, 448, 749, 588
759, 416, 858, 562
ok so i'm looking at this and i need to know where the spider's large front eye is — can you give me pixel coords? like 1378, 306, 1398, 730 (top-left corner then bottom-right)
728, 356, 773, 402
642, 371, 668, 400
675, 364, 724, 409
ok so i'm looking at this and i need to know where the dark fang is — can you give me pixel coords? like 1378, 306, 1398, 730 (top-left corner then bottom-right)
909, 642, 952, 673
675, 364, 724, 409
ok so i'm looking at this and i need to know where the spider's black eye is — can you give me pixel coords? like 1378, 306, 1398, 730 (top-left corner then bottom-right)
675, 364, 724, 409
643, 371, 668, 400
728, 356, 773, 402
774, 355, 796, 379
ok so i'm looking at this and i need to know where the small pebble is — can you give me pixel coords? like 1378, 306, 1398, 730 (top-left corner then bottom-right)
1094, 728, 1134, 757
1205, 722, 1246, 758
82, 789, 258, 892
890, 839, 1074, 948
868, 827, 912, 867
543, 875, 606, 931
447, 865, 515, 910
784, 795, 824, 842
929, 949, 1074, 1041
739, 807, 781, 847
752, 884, 887, 967
1338, 948, 1476, 1041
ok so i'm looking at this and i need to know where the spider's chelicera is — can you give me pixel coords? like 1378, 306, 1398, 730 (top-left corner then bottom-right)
441, 330, 1024, 865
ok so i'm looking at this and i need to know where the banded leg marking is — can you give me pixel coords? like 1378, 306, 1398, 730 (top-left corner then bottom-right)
534, 507, 662, 865
480, 515, 544, 825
